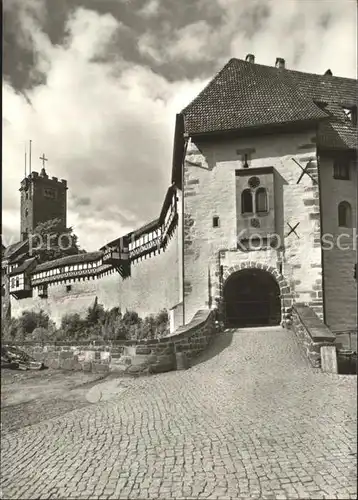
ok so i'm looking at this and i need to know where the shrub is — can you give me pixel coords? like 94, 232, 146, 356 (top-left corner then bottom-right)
122, 310, 141, 327
153, 309, 169, 337
28, 327, 54, 343
60, 313, 87, 339
19, 309, 50, 334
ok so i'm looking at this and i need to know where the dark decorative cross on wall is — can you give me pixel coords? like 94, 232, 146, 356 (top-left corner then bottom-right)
291, 158, 317, 185
39, 153, 48, 168
286, 222, 300, 239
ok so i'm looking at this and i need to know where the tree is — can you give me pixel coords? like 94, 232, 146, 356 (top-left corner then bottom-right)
30, 218, 85, 263
86, 297, 105, 325
20, 309, 50, 334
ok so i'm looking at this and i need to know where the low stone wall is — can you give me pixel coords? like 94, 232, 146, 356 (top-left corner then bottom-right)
3, 309, 217, 375
291, 304, 337, 371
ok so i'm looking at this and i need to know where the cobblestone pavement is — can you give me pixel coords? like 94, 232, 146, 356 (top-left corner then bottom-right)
1, 327, 357, 499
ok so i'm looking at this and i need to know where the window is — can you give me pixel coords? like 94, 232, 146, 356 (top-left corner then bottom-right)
343, 106, 357, 126
25, 208, 29, 217
338, 201, 352, 227
256, 188, 268, 213
213, 216, 220, 228
66, 285, 72, 292
241, 189, 253, 214
43, 188, 56, 199
16, 278, 19, 287
333, 159, 350, 180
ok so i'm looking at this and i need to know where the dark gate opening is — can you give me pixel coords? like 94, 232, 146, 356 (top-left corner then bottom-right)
223, 269, 281, 327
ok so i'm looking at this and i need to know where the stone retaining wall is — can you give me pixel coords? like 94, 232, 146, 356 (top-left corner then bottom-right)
4, 310, 217, 375
291, 303, 336, 370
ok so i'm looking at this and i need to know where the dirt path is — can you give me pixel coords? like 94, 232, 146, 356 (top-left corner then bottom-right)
1, 368, 110, 432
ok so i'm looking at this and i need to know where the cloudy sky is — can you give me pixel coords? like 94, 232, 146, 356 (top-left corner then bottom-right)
3, 0, 357, 251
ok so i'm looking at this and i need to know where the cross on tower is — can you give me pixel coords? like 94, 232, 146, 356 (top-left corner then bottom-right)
39, 153, 48, 168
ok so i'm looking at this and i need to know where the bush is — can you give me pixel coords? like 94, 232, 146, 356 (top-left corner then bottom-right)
1, 310, 54, 341
60, 313, 87, 340
19, 309, 50, 334
122, 310, 141, 327
153, 309, 169, 338
27, 327, 54, 343
2, 302, 170, 343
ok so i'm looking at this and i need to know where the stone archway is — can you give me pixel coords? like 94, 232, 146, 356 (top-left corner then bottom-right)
218, 262, 292, 327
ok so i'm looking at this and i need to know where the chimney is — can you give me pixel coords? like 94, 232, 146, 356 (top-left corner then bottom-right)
275, 57, 285, 69
324, 69, 332, 76
245, 54, 255, 63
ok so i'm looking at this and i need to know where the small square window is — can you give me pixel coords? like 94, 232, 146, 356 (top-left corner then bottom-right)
333, 159, 350, 180
343, 106, 357, 126
213, 216, 220, 227
66, 285, 72, 292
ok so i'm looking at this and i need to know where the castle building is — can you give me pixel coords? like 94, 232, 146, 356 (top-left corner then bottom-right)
20, 167, 67, 241
2, 55, 357, 348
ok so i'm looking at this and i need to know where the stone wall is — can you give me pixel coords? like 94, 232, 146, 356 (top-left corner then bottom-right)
183, 129, 323, 324
5, 310, 216, 375
10, 270, 121, 326
10, 227, 181, 326
291, 303, 336, 371
319, 154, 357, 333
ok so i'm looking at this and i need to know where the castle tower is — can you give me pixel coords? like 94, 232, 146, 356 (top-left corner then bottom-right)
19, 159, 68, 241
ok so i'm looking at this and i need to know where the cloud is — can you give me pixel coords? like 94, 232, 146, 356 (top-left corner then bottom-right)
137, 0, 357, 78
138, 0, 161, 18
2, 5, 206, 251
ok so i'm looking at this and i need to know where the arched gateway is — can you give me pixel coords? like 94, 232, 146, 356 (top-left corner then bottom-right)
221, 263, 291, 327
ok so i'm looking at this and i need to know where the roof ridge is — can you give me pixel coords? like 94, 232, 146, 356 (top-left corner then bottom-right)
230, 57, 357, 82
34, 251, 103, 270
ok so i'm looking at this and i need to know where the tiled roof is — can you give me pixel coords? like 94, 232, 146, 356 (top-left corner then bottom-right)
182, 58, 357, 149
101, 219, 160, 249
11, 252, 29, 264
9, 257, 37, 276
33, 251, 102, 273
132, 219, 160, 238
2, 240, 28, 261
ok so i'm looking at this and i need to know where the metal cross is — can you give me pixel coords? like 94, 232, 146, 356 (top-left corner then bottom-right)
286, 222, 300, 239
291, 158, 317, 185
39, 153, 48, 168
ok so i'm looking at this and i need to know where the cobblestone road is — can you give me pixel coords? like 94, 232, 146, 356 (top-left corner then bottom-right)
1, 327, 357, 499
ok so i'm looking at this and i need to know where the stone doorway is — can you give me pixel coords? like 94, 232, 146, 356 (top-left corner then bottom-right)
223, 268, 281, 327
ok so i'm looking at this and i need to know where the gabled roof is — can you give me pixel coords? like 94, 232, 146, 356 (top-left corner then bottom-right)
11, 252, 29, 264
9, 257, 37, 276
2, 240, 29, 261
33, 251, 102, 273
182, 58, 357, 149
